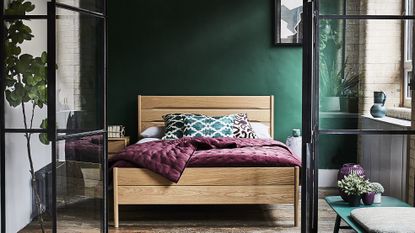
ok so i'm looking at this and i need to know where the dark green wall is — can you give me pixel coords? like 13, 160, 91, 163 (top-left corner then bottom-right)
108, 0, 302, 142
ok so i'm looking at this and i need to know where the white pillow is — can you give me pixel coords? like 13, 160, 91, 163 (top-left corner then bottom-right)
251, 123, 272, 139
140, 126, 165, 138
136, 138, 161, 144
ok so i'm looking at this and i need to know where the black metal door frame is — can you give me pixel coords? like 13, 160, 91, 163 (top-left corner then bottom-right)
302, 0, 415, 232
0, 0, 107, 232
301, 0, 316, 232
47, 1, 108, 232
0, 2, 50, 232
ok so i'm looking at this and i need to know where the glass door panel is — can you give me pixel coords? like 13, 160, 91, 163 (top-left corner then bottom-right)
317, 134, 412, 232
5, 133, 52, 233
308, 0, 415, 232
319, 0, 410, 16
57, 0, 104, 14
1, 0, 106, 232
2, 12, 51, 233
3, 0, 47, 15
54, 3, 106, 232
56, 134, 104, 231
319, 18, 414, 131
56, 7, 104, 137
4, 19, 48, 129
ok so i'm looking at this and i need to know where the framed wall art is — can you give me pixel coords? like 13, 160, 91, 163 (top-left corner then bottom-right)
274, 0, 303, 45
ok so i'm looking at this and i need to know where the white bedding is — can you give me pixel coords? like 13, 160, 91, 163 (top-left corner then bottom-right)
136, 138, 161, 144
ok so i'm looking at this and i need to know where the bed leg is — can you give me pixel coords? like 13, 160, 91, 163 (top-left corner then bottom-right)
114, 168, 119, 228
294, 166, 300, 227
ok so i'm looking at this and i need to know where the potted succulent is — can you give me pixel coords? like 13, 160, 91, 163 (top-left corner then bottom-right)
371, 182, 384, 204
337, 173, 371, 207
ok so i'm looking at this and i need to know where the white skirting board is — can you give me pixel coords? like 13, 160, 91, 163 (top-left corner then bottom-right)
318, 169, 338, 187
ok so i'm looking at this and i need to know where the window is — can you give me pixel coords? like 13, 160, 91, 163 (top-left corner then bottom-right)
404, 0, 413, 107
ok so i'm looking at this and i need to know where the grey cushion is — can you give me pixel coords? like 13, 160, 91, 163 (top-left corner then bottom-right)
351, 207, 415, 233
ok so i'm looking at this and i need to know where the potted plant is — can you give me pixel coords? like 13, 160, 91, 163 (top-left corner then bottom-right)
371, 182, 384, 204
319, 20, 360, 113
337, 173, 371, 207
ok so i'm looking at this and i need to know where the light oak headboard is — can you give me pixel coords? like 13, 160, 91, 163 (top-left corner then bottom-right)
138, 96, 274, 137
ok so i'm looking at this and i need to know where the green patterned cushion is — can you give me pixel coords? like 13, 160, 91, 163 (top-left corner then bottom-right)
183, 115, 235, 138
162, 113, 203, 140
162, 113, 188, 140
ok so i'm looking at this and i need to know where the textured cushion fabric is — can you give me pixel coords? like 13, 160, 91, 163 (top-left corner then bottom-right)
162, 113, 202, 140
162, 113, 186, 140
233, 113, 257, 139
183, 115, 235, 138
351, 207, 415, 233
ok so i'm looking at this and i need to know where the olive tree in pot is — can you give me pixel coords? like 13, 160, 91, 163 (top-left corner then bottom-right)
4, 0, 50, 232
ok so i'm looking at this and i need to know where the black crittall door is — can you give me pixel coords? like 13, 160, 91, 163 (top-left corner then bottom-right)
1, 0, 107, 232
303, 0, 415, 232
48, 0, 107, 232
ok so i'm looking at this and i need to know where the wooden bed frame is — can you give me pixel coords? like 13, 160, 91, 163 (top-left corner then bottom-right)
113, 96, 300, 227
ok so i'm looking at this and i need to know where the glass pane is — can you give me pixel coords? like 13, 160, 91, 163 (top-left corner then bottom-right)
57, 0, 104, 14
4, 19, 48, 130
3, 0, 47, 15
56, 8, 104, 136
319, 0, 412, 16
56, 134, 104, 232
317, 134, 412, 232
5, 133, 52, 232
319, 19, 413, 130
406, 20, 413, 61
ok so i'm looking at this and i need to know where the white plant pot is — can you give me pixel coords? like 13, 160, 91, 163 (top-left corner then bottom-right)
320, 97, 341, 112
373, 193, 382, 204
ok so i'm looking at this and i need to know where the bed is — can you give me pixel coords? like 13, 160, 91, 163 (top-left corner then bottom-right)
112, 96, 300, 227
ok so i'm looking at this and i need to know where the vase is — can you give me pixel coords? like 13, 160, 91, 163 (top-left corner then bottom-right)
337, 164, 365, 201
373, 193, 382, 204
362, 192, 375, 205
348, 195, 362, 207
370, 91, 387, 118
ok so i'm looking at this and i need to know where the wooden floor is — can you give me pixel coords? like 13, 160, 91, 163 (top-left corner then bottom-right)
20, 189, 354, 233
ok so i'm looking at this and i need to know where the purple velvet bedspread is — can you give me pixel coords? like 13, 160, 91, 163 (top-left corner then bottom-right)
109, 137, 301, 183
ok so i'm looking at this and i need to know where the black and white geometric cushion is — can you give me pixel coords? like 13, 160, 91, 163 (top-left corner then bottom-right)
233, 113, 257, 139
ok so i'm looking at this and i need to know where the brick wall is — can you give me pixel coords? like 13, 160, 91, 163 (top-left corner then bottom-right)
56, 2, 99, 129
351, 2, 402, 113
56, 4, 81, 113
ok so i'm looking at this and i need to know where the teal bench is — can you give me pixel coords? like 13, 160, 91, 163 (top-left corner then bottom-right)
325, 196, 411, 233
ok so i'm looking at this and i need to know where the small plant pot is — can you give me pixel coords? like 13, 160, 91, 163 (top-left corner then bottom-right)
321, 97, 340, 112
373, 193, 382, 204
348, 195, 362, 207
339, 190, 350, 202
361, 192, 375, 205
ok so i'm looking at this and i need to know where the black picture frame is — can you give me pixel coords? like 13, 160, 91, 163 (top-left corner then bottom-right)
274, 0, 303, 46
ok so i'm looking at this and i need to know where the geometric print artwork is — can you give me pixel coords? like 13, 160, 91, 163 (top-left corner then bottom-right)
232, 113, 258, 139
183, 115, 235, 138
